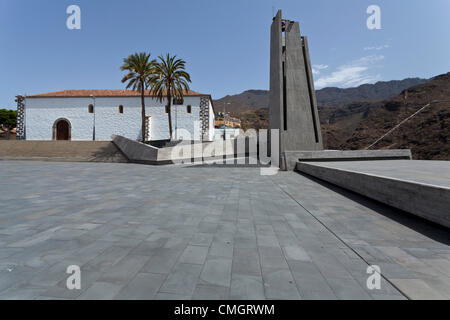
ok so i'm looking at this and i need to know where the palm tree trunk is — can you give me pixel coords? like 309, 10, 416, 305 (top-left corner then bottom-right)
167, 92, 173, 140
141, 85, 146, 141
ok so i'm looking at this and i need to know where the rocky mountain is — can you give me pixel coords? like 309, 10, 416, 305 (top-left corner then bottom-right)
214, 90, 269, 114
214, 74, 449, 160
213, 78, 428, 113
317, 78, 428, 105
324, 73, 450, 160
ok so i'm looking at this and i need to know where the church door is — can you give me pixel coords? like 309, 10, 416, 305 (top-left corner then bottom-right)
55, 119, 70, 140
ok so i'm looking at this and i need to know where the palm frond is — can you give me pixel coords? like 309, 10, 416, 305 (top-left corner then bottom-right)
149, 53, 192, 101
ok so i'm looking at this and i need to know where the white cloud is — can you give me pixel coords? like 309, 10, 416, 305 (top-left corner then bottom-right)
364, 44, 390, 51
312, 64, 328, 75
314, 64, 328, 70
314, 55, 384, 89
355, 55, 384, 64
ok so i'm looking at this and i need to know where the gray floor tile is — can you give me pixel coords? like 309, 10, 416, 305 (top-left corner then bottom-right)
262, 269, 301, 300
232, 247, 261, 276
230, 274, 265, 300
199, 257, 232, 288
141, 247, 184, 274
179, 246, 209, 265
159, 263, 202, 296
115, 273, 166, 300
192, 284, 229, 300
97, 254, 149, 285
78, 282, 123, 300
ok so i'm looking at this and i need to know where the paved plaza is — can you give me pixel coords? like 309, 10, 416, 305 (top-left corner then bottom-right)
0, 161, 449, 299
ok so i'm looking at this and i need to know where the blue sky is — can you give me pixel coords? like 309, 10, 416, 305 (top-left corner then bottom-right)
1, 0, 449, 108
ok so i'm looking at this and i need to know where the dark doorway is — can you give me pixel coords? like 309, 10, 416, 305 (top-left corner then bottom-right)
53, 119, 71, 140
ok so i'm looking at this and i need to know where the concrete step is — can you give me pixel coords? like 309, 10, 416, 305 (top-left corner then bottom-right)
295, 160, 450, 228
0, 141, 129, 163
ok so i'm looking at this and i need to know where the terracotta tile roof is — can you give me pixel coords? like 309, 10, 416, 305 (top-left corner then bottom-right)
27, 89, 209, 98
0, 128, 16, 134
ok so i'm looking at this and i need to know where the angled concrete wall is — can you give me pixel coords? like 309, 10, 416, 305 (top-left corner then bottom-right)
269, 10, 283, 147
296, 161, 450, 228
112, 135, 261, 165
284, 22, 323, 151
284, 149, 412, 170
112, 135, 159, 164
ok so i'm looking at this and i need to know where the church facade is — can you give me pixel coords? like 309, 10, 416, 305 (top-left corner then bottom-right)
16, 89, 215, 142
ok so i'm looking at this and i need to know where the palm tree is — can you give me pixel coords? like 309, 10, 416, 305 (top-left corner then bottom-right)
149, 54, 191, 140
120, 52, 156, 141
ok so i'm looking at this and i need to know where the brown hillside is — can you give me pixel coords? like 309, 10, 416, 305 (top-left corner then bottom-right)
215, 73, 449, 160
330, 73, 450, 160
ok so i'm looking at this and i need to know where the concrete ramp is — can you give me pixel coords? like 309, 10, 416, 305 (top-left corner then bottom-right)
296, 160, 450, 228
0, 141, 129, 163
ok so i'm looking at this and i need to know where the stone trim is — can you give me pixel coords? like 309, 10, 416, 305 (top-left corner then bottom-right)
199, 96, 210, 140
145, 116, 151, 141
16, 95, 25, 140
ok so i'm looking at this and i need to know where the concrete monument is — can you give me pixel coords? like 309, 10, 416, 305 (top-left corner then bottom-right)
269, 10, 323, 169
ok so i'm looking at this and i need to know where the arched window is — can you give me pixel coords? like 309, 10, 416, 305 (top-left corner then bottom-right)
173, 97, 184, 105
88, 104, 94, 113
119, 105, 124, 114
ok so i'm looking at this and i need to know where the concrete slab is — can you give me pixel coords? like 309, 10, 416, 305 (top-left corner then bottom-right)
296, 160, 450, 228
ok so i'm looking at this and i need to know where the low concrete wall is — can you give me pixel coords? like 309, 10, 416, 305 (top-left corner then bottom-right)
112, 135, 262, 165
296, 162, 450, 228
158, 137, 261, 162
112, 135, 159, 164
284, 149, 412, 171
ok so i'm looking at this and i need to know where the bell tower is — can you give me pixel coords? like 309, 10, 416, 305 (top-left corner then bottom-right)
269, 10, 323, 167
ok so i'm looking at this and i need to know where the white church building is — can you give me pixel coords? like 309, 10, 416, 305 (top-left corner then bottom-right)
16, 89, 215, 142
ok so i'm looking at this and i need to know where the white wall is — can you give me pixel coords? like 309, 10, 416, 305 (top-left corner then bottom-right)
26, 97, 98, 141
25, 96, 212, 141
150, 97, 202, 141
95, 97, 142, 140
